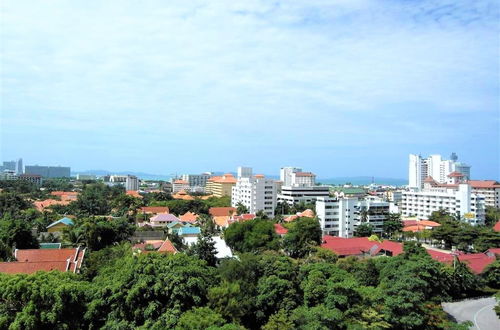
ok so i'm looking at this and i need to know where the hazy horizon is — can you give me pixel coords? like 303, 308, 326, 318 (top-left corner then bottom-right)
1, 1, 499, 179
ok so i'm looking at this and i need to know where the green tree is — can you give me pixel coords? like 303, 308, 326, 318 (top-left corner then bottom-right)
382, 213, 403, 238
236, 202, 249, 215
187, 232, 218, 267
0, 192, 33, 217
0, 214, 39, 253
481, 260, 500, 289
0, 271, 91, 329
354, 223, 373, 237
262, 310, 294, 330
283, 217, 322, 258
176, 307, 226, 330
224, 219, 281, 253
64, 216, 134, 251
87, 253, 217, 329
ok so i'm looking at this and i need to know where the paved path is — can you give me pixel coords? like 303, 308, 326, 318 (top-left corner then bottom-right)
442, 297, 499, 330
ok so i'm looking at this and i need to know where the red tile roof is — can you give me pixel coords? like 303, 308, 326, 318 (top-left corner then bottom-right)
0, 261, 70, 274
321, 236, 376, 256
209, 207, 236, 217
274, 223, 288, 235
0, 248, 86, 274
494, 221, 500, 232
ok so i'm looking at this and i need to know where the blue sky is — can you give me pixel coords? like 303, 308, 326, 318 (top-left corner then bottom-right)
1, 0, 499, 179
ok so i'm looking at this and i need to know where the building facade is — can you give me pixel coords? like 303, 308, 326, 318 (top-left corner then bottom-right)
25, 165, 71, 178
181, 173, 211, 189
205, 174, 237, 197
316, 197, 390, 238
402, 182, 485, 225
172, 179, 190, 193
468, 180, 500, 208
126, 175, 139, 191
231, 170, 279, 217
408, 153, 471, 189
277, 186, 330, 206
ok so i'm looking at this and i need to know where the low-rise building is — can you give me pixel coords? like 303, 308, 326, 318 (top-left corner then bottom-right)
401, 179, 485, 225
468, 180, 500, 208
0, 247, 86, 274
172, 179, 190, 193
278, 185, 330, 206
46, 217, 74, 233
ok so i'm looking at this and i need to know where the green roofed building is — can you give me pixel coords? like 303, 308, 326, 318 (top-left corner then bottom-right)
329, 187, 367, 198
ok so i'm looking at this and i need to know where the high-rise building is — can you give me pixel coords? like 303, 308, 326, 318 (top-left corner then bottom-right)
232, 168, 279, 217
280, 167, 302, 186
237, 166, 253, 179
25, 165, 71, 178
15, 159, 23, 174
1, 161, 16, 172
408, 153, 470, 189
125, 175, 139, 191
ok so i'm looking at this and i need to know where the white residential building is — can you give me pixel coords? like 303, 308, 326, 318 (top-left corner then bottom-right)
280, 167, 316, 187
408, 153, 471, 189
232, 170, 278, 217
316, 197, 390, 238
401, 182, 485, 225
278, 186, 330, 206
468, 180, 500, 208
172, 179, 190, 193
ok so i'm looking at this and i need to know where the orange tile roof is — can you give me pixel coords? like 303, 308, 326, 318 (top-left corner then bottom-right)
274, 223, 288, 235
494, 221, 500, 232
208, 174, 237, 184
213, 216, 230, 227
295, 172, 315, 177
468, 180, 500, 189
126, 190, 142, 198
284, 215, 299, 222
448, 171, 464, 177
172, 191, 195, 200
173, 179, 189, 184
158, 240, 178, 253
254, 174, 265, 178
418, 220, 441, 227
179, 211, 199, 222
299, 209, 315, 218
209, 207, 236, 217
34, 199, 71, 211
140, 206, 169, 214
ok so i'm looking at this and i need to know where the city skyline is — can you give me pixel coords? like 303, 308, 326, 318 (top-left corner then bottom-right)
1, 1, 499, 179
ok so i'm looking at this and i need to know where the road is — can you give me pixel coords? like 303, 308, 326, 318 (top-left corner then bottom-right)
442, 297, 499, 330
